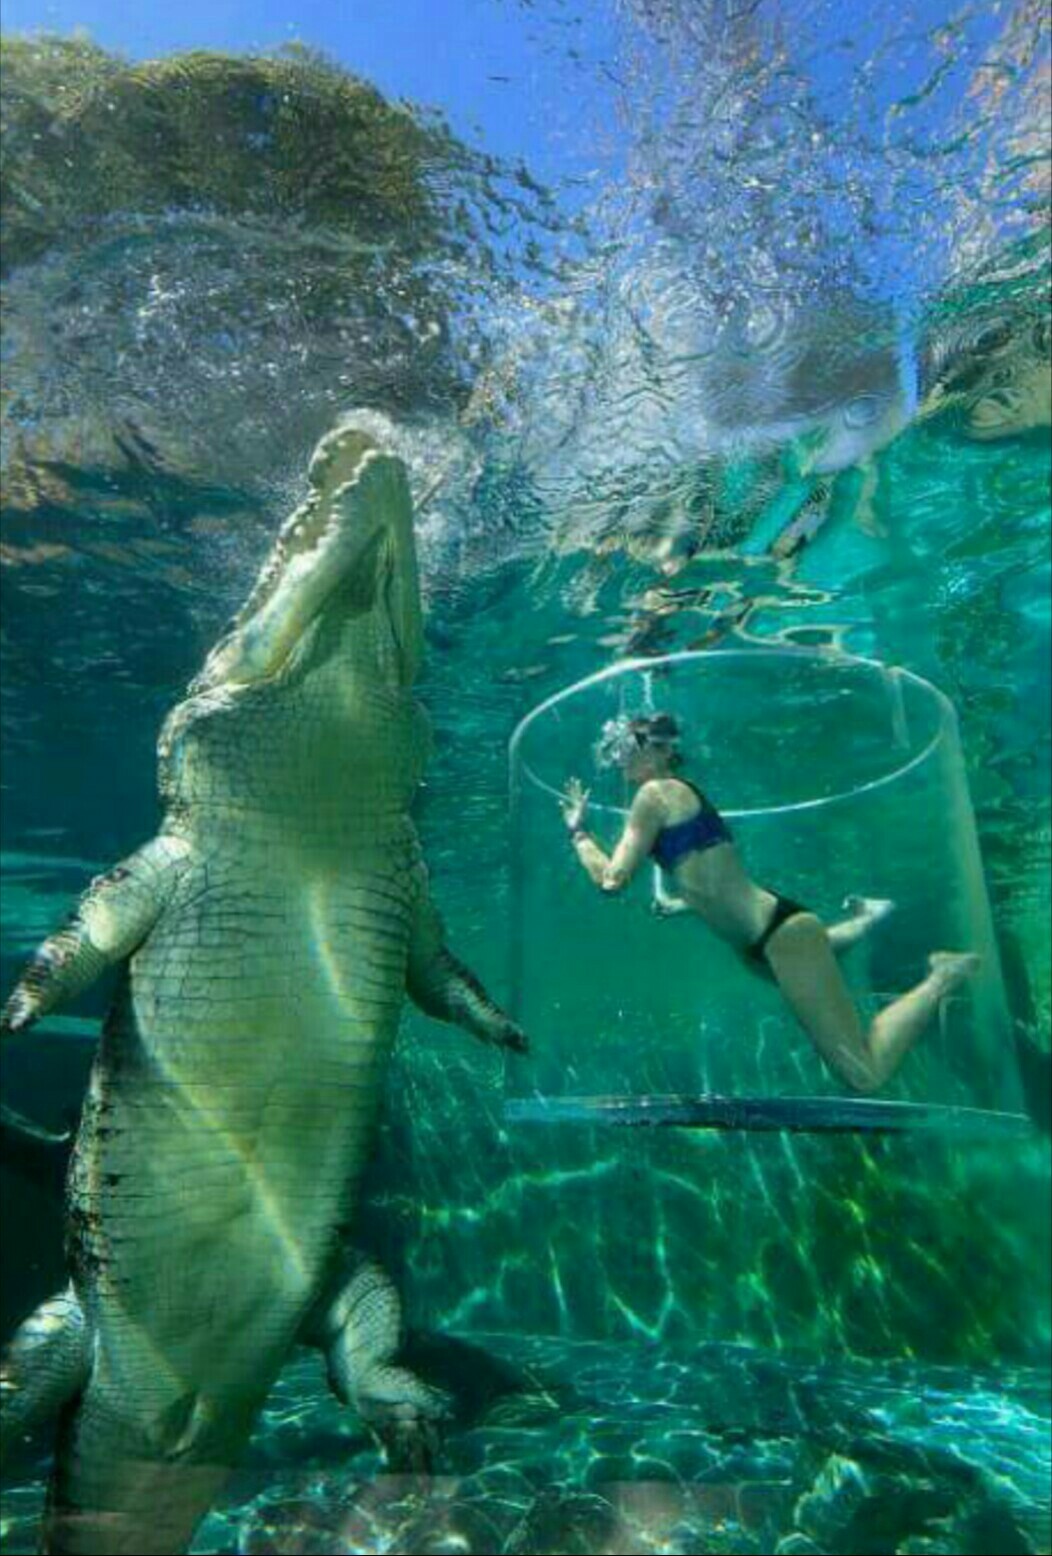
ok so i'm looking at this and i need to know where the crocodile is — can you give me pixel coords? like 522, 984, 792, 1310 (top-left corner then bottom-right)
0, 424, 526, 1554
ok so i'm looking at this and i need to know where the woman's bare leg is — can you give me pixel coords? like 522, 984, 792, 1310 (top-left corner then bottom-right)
863, 952, 981, 1088
826, 895, 896, 955
763, 914, 979, 1093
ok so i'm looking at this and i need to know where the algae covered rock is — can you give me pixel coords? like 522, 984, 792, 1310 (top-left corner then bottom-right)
1, 35, 474, 271
0, 35, 545, 499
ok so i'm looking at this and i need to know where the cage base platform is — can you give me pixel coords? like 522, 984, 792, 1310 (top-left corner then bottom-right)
504, 1094, 1034, 1137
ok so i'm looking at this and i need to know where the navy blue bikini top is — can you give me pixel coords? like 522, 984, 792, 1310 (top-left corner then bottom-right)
650, 779, 731, 871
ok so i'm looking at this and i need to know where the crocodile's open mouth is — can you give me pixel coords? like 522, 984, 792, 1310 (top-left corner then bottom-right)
191, 426, 421, 694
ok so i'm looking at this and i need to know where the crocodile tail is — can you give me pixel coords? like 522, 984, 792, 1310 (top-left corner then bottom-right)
0, 1101, 72, 1199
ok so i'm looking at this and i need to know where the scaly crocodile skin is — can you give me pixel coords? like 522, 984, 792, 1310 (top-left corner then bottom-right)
0, 427, 525, 1555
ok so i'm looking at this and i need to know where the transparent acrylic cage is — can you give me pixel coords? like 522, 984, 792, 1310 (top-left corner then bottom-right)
507, 650, 1026, 1127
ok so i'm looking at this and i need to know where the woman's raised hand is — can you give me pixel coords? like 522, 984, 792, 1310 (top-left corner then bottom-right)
561, 777, 590, 833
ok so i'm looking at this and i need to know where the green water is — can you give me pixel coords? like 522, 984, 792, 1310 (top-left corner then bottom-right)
0, 21, 1050, 1556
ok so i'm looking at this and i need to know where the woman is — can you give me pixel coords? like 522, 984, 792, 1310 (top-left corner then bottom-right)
562, 712, 979, 1095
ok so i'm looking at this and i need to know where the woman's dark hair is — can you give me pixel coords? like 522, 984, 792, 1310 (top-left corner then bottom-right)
629, 714, 684, 766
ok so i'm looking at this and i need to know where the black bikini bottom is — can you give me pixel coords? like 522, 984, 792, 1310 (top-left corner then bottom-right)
743, 892, 809, 965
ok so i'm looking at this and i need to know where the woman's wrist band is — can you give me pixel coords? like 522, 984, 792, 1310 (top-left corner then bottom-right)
570, 825, 588, 842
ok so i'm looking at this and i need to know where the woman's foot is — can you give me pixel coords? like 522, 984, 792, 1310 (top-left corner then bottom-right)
843, 895, 896, 928
928, 951, 981, 995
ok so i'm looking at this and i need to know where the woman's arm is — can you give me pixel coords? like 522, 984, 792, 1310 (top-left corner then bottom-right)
652, 869, 691, 916
567, 785, 664, 894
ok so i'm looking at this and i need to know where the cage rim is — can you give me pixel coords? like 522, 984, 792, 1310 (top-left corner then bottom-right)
508, 647, 955, 819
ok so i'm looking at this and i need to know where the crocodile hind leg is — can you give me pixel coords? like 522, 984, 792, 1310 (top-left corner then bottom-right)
0, 1288, 88, 1465
41, 1366, 262, 1556
41, 1285, 273, 1555
303, 1253, 450, 1473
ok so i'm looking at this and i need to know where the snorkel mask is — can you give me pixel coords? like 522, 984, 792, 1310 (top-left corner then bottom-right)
594, 713, 681, 770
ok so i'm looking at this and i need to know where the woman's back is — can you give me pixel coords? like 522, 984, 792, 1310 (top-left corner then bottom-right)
645, 776, 775, 948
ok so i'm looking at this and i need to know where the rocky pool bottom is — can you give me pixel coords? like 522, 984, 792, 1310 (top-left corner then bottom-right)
2, 1335, 1048, 1555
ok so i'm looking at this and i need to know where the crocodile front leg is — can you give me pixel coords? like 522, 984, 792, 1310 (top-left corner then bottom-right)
406, 877, 528, 1054
0, 837, 190, 1036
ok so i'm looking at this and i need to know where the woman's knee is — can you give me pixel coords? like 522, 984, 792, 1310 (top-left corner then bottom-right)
832, 1035, 884, 1094
843, 1062, 883, 1096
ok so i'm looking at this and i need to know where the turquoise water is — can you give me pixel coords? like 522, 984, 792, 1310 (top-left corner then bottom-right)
1, 7, 1050, 1553
2, 1340, 1050, 1553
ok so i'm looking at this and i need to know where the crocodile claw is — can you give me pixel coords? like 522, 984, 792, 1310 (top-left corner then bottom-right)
498, 1021, 530, 1056
363, 1387, 451, 1476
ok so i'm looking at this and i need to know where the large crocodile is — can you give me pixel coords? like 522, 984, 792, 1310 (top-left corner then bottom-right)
0, 425, 526, 1554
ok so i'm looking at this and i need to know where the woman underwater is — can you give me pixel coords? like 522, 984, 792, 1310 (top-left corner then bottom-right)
562, 713, 979, 1094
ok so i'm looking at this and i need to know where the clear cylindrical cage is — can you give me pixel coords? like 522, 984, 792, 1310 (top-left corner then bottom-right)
508, 649, 1025, 1123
